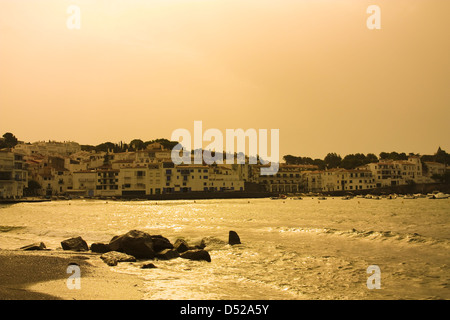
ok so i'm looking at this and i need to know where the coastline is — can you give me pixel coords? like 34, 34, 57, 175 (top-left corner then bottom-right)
0, 250, 144, 300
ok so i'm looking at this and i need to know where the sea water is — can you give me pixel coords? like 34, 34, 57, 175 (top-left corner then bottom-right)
0, 197, 449, 299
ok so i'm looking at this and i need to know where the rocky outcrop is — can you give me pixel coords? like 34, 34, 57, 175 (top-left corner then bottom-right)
90, 242, 111, 254
228, 231, 241, 245
173, 238, 191, 253
20, 242, 46, 251
108, 230, 156, 259
155, 248, 180, 260
61, 236, 89, 252
180, 249, 211, 262
151, 235, 174, 252
100, 251, 136, 266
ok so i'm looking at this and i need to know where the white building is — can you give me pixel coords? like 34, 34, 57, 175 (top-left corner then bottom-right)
72, 171, 97, 197
424, 161, 446, 179
321, 168, 376, 192
257, 164, 312, 193
365, 156, 428, 187
0, 149, 28, 198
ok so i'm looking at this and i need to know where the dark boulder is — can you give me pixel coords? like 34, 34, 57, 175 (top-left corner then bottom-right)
20, 242, 46, 251
155, 248, 180, 260
228, 231, 241, 245
61, 236, 89, 252
100, 251, 136, 266
108, 230, 155, 259
141, 262, 157, 269
173, 238, 191, 253
90, 242, 111, 254
180, 249, 211, 262
151, 235, 174, 252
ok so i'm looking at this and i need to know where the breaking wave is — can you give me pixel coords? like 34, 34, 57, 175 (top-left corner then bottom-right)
276, 226, 450, 247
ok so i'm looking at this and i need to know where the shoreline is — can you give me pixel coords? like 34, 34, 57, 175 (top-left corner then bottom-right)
0, 250, 144, 300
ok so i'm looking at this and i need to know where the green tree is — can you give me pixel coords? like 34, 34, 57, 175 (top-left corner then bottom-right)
130, 139, 145, 151
95, 142, 116, 152
324, 153, 342, 168
366, 153, 378, 163
1, 132, 18, 148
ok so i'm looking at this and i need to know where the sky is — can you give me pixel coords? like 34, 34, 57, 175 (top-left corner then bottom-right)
0, 0, 449, 159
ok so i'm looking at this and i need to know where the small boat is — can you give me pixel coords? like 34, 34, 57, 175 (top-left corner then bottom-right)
342, 196, 352, 200
365, 194, 373, 199
429, 192, 449, 199
317, 196, 327, 200
403, 194, 417, 199
292, 196, 303, 200
372, 196, 381, 200
271, 194, 287, 200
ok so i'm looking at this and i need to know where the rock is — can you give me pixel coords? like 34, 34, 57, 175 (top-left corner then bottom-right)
108, 230, 155, 259
228, 231, 241, 245
173, 238, 191, 253
151, 235, 174, 252
155, 248, 180, 260
141, 263, 157, 269
20, 242, 46, 251
100, 251, 136, 266
180, 249, 211, 262
90, 242, 111, 254
61, 236, 89, 251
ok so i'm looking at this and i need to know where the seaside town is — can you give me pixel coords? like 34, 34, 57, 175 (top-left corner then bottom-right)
1, 136, 448, 200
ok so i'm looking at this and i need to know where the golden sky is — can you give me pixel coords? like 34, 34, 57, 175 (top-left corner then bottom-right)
1, 0, 449, 159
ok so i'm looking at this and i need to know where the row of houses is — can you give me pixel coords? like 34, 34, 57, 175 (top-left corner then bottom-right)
255, 156, 445, 194
0, 141, 448, 199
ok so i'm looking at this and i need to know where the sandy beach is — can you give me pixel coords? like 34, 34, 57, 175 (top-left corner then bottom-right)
0, 249, 144, 300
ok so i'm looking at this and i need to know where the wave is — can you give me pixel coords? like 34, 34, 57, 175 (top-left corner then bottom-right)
276, 226, 450, 247
0, 225, 25, 233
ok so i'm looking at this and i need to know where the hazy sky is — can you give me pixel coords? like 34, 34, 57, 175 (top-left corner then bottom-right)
1, 0, 449, 159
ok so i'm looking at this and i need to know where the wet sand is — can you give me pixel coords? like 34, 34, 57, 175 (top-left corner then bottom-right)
0, 249, 144, 300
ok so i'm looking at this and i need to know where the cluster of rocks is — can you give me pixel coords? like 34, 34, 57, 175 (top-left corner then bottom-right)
19, 230, 241, 268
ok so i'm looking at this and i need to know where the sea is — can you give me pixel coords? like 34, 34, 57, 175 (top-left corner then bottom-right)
0, 196, 449, 300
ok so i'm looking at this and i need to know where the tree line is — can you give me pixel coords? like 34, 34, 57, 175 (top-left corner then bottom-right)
283, 148, 449, 170
80, 138, 179, 153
